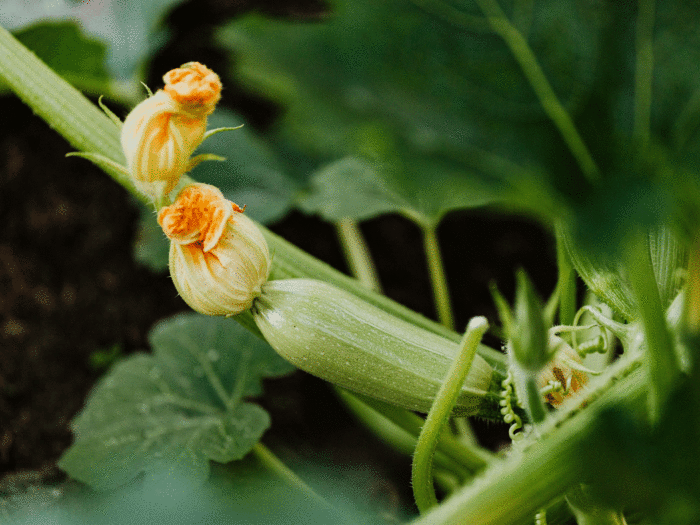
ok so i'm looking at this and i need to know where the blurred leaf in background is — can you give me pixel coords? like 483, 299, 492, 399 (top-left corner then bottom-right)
58, 313, 294, 491
1, 0, 188, 83
3, 460, 384, 525
218, 0, 604, 226
217, 0, 700, 256
0, 21, 112, 97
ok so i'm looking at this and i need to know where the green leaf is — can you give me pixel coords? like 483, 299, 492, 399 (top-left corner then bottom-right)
58, 313, 294, 491
1, 0, 187, 80
0, 21, 111, 97
298, 157, 408, 222
561, 225, 686, 321
217, 0, 606, 223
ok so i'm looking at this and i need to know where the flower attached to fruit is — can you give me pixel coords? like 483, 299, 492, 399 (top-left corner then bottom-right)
158, 183, 271, 316
120, 63, 222, 199
536, 334, 589, 406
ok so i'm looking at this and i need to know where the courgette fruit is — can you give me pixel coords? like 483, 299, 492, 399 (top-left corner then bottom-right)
252, 278, 498, 416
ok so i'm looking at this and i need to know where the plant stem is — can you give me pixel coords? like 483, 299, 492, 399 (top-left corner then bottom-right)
335, 217, 383, 293
410, 361, 648, 525
624, 230, 677, 423
423, 223, 455, 330
335, 388, 471, 480
474, 0, 599, 184
0, 26, 136, 197
251, 443, 334, 512
633, 0, 655, 146
412, 317, 489, 513
552, 224, 577, 327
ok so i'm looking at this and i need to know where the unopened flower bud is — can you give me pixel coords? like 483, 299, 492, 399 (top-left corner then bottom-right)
121, 63, 222, 199
163, 62, 222, 117
158, 183, 271, 316
536, 334, 589, 406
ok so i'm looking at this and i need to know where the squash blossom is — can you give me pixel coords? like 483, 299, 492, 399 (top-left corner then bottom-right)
536, 334, 589, 406
121, 62, 222, 199
158, 183, 271, 316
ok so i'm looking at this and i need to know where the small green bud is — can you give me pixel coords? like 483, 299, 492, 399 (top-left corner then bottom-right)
510, 269, 549, 372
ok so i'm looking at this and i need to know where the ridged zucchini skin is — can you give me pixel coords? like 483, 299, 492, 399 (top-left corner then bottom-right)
252, 278, 494, 415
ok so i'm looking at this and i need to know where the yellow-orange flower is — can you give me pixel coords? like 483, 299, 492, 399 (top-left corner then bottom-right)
536, 335, 589, 406
158, 183, 271, 316
120, 63, 222, 199
163, 62, 222, 116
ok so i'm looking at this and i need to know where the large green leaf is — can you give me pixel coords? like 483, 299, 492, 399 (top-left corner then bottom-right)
1, 0, 186, 80
217, 0, 609, 224
219, 0, 700, 250
58, 313, 294, 491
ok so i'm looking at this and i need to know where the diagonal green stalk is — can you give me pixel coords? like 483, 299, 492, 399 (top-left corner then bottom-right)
633, 0, 655, 146
335, 217, 383, 293
474, 0, 600, 184
412, 316, 489, 513
423, 223, 455, 330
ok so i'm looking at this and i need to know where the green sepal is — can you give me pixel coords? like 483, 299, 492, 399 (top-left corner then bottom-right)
98, 95, 123, 130
65, 151, 129, 178
202, 125, 244, 142
511, 269, 550, 372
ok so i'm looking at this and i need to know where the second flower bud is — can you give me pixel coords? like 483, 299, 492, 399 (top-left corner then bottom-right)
158, 183, 271, 316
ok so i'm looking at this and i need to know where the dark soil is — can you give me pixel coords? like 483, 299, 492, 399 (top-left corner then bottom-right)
0, 0, 558, 516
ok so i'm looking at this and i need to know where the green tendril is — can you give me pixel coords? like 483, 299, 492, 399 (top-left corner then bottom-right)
499, 370, 524, 441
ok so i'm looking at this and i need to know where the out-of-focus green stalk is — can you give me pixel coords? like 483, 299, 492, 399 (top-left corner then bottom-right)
335, 217, 383, 293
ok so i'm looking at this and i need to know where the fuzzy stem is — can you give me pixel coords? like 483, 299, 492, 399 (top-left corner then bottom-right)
410, 363, 648, 525
423, 223, 455, 330
412, 317, 489, 512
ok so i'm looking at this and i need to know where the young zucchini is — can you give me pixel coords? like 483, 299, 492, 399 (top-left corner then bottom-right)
252, 278, 495, 415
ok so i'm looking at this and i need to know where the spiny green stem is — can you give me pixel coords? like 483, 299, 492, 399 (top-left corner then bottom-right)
423, 223, 455, 330
335, 217, 383, 293
633, 0, 655, 146
251, 443, 334, 512
474, 0, 600, 184
410, 360, 648, 525
412, 317, 489, 513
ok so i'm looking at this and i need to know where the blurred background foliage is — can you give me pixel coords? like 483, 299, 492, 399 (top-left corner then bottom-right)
6, 0, 700, 257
